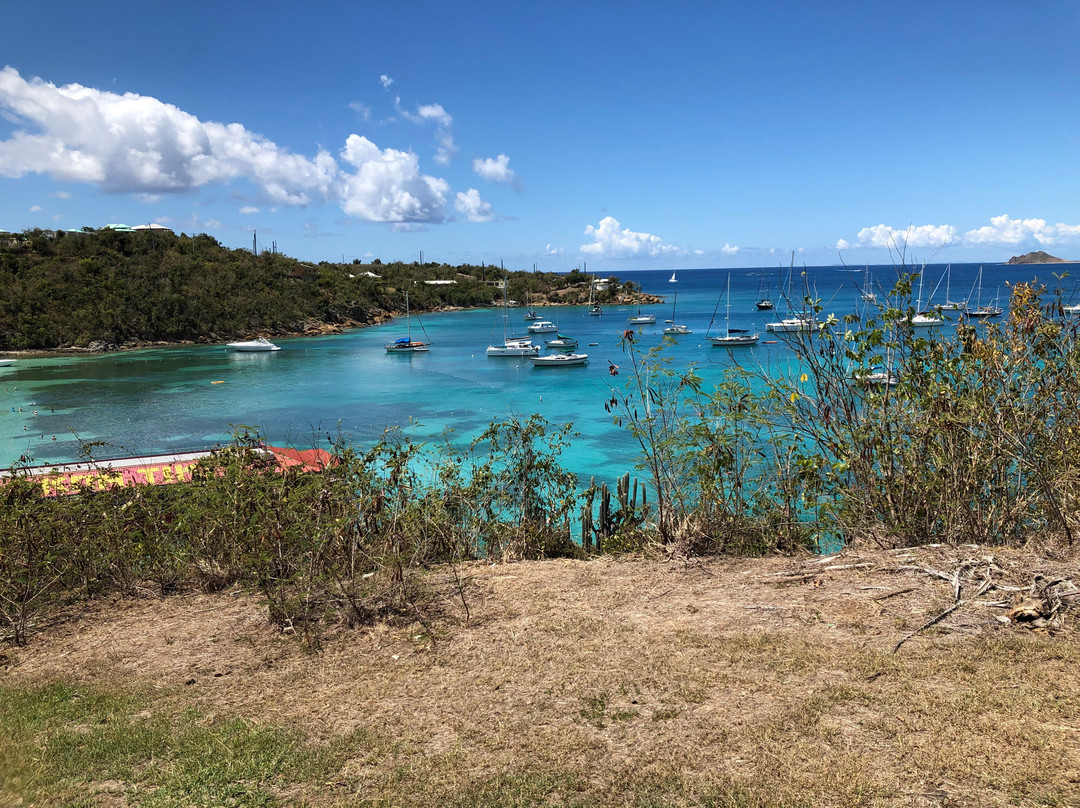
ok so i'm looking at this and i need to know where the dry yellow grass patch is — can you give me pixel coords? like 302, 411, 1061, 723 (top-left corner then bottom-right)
5, 544, 1080, 807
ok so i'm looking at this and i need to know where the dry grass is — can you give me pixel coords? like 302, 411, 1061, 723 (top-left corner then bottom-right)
4, 544, 1080, 807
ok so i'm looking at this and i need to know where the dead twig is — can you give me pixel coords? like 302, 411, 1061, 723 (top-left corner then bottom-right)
893, 602, 964, 654
872, 587, 916, 601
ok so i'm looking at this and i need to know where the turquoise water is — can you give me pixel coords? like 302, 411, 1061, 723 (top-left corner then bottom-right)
1, 263, 1069, 482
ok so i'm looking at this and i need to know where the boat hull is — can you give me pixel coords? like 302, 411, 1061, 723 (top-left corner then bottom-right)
487, 344, 540, 357
227, 338, 280, 352
765, 319, 812, 333
709, 334, 760, 347
529, 353, 589, 367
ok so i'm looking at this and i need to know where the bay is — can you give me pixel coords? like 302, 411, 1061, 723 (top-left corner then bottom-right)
1, 262, 1073, 482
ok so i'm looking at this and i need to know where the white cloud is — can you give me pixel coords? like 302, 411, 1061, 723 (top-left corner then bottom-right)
545, 244, 564, 255
473, 154, 517, 186
0, 67, 470, 226
454, 188, 494, 223
348, 101, 371, 121
379, 74, 394, 90
580, 216, 684, 258
339, 135, 449, 222
51, 190, 70, 199
963, 214, 1080, 246
416, 103, 451, 129
136, 193, 160, 204
28, 204, 41, 211
396, 98, 457, 165
839, 223, 956, 250
239, 205, 260, 214
721, 243, 739, 255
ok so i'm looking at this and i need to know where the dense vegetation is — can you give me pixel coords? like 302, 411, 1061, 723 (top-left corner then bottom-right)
0, 228, 623, 350
4, 256, 1080, 650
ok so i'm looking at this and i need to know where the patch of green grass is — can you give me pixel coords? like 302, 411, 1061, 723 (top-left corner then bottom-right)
0, 681, 367, 807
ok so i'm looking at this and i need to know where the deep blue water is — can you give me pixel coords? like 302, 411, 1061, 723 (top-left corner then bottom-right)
2, 262, 1074, 483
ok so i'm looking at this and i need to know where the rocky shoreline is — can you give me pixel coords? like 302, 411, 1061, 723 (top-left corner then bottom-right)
0, 293, 665, 357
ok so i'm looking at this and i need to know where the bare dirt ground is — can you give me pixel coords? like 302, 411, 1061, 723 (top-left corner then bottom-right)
5, 543, 1080, 807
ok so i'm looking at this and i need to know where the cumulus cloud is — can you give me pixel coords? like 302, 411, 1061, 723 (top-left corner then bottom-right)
721, 243, 739, 255
837, 223, 957, 250
239, 205, 259, 214
0, 67, 485, 226
28, 204, 41, 211
51, 190, 70, 199
963, 214, 1080, 246
545, 244, 564, 255
473, 154, 518, 187
580, 216, 685, 258
454, 188, 494, 223
395, 97, 457, 165
379, 74, 394, 90
338, 134, 449, 222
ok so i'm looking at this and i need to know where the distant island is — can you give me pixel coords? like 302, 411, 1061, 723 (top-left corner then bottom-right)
1005, 251, 1076, 264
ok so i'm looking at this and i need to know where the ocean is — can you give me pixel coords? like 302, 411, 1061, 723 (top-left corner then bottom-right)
1, 262, 1073, 484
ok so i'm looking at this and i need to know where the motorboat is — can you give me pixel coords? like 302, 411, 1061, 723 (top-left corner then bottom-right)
488, 341, 540, 357
662, 323, 693, 335
527, 320, 558, 334
0, 358, 15, 367
765, 316, 813, 333
529, 352, 589, 367
861, 366, 900, 387
911, 313, 942, 328
227, 337, 280, 352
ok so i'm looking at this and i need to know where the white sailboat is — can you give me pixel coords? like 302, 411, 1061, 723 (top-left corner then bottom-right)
966, 266, 1003, 318
385, 291, 431, 352
860, 266, 877, 303
588, 272, 602, 316
662, 290, 692, 335
939, 265, 966, 311
708, 274, 759, 347
910, 271, 941, 328
487, 280, 539, 357
766, 262, 813, 332
756, 269, 775, 310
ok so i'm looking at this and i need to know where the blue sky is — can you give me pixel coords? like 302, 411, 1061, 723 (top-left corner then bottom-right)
1, 1, 1077, 271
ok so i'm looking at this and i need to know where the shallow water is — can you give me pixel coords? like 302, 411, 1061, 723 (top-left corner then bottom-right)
1, 262, 1067, 484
